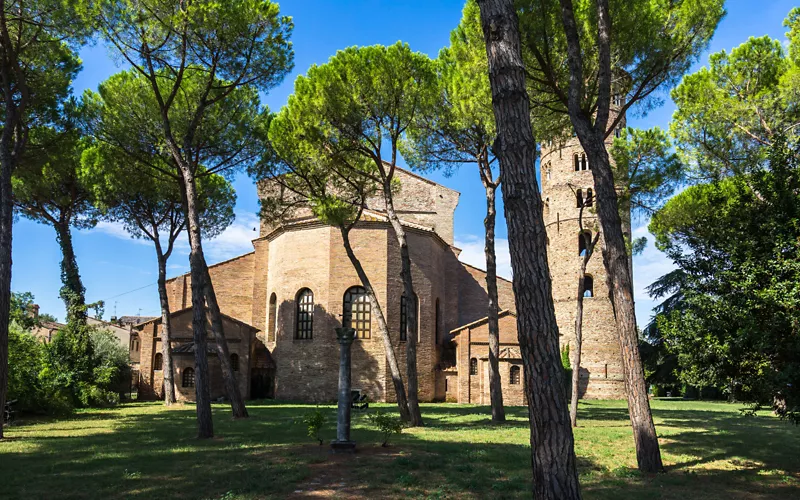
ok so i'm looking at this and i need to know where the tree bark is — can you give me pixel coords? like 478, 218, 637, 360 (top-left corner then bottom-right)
201, 263, 249, 418
556, 0, 664, 473
0, 143, 12, 441
571, 212, 599, 427
483, 181, 505, 423
582, 138, 664, 472
380, 180, 423, 427
340, 226, 412, 422
178, 169, 214, 438
476, 0, 582, 497
177, 169, 248, 419
54, 219, 86, 324
155, 243, 176, 405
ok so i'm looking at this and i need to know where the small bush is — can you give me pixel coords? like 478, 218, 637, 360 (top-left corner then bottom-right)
368, 409, 404, 447
302, 407, 326, 445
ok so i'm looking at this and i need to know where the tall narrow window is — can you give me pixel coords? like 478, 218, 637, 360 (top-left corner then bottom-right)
343, 286, 371, 339
400, 293, 418, 342
576, 189, 584, 208
469, 358, 478, 376
230, 353, 239, 372
583, 275, 594, 298
545, 162, 552, 181
585, 188, 593, 207
580, 154, 589, 171
510, 365, 521, 385
182, 368, 195, 388
573, 154, 580, 171
154, 353, 163, 371
435, 298, 441, 344
544, 198, 550, 218
267, 293, 277, 342
579, 231, 591, 256
295, 288, 314, 339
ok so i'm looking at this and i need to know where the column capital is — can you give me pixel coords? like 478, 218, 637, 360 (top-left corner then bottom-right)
335, 327, 356, 345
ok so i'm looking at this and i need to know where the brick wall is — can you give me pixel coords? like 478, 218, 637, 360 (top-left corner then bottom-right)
540, 132, 627, 400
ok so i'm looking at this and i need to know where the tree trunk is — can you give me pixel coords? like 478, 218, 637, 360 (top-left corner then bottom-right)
581, 137, 664, 472
178, 169, 248, 419
381, 181, 423, 427
54, 220, 86, 324
340, 226, 412, 422
155, 245, 176, 405
484, 183, 505, 423
201, 263, 249, 418
0, 146, 12, 441
476, 0, 582, 497
178, 169, 214, 438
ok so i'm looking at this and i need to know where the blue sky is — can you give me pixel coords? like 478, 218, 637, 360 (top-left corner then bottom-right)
12, 0, 796, 325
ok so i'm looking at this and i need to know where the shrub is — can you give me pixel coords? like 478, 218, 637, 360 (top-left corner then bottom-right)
368, 409, 404, 447
303, 407, 326, 445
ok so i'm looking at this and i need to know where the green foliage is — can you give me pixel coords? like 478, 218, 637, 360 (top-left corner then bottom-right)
302, 407, 326, 446
262, 43, 436, 226
649, 139, 800, 422
512, 0, 724, 141
10, 292, 38, 330
401, 1, 495, 176
610, 127, 684, 219
671, 10, 800, 178
560, 344, 571, 371
367, 409, 404, 447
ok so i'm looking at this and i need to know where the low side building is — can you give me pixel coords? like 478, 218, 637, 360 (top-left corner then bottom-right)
134, 308, 273, 402
450, 310, 527, 406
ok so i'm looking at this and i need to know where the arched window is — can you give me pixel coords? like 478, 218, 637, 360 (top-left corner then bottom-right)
469, 358, 478, 376
583, 275, 594, 298
510, 365, 521, 385
579, 231, 591, 256
182, 368, 195, 388
573, 153, 580, 171
154, 352, 163, 371
580, 154, 589, 171
230, 353, 239, 372
576, 188, 584, 208
585, 188, 593, 207
435, 298, 441, 344
545, 163, 552, 181
544, 197, 550, 218
400, 293, 417, 342
295, 288, 314, 340
267, 293, 277, 342
343, 286, 371, 339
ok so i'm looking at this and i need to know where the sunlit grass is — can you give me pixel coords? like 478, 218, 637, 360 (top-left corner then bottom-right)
1, 399, 798, 499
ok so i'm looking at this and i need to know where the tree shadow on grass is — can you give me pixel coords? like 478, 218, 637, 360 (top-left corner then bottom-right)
1, 401, 798, 499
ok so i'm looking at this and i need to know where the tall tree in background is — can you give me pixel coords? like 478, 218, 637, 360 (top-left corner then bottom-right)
266, 43, 435, 427
475, 0, 582, 497
569, 194, 599, 428
403, 2, 505, 423
13, 100, 98, 324
505, 0, 724, 472
649, 138, 800, 423
257, 119, 415, 421
86, 0, 294, 435
83, 139, 235, 406
671, 9, 800, 179
0, 0, 86, 440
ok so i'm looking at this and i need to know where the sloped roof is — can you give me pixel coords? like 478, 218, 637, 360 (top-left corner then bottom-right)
118, 316, 158, 326
450, 310, 517, 336
134, 307, 260, 332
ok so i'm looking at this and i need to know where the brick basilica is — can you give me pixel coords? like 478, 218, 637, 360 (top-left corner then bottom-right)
133, 160, 626, 405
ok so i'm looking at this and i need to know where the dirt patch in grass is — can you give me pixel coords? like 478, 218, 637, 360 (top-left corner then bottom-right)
284, 444, 405, 499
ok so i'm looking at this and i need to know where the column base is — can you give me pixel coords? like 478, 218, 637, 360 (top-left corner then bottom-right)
330, 440, 357, 453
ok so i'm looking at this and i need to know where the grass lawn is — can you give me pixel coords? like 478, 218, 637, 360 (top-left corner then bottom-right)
1, 399, 798, 499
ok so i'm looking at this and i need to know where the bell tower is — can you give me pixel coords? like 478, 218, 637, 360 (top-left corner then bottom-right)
540, 108, 629, 400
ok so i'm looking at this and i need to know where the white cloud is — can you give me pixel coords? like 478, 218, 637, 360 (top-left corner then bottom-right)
197, 212, 260, 263
89, 221, 148, 245
454, 234, 513, 280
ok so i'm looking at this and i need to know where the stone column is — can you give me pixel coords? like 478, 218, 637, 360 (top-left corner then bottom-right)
331, 327, 356, 452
